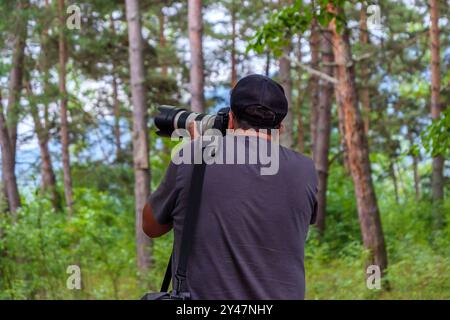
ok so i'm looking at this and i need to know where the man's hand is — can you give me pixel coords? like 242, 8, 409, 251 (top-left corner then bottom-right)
188, 121, 200, 140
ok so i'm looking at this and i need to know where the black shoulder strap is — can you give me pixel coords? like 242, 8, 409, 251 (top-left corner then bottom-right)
160, 159, 207, 295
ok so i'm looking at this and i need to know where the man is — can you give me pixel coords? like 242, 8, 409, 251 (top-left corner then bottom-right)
143, 74, 318, 299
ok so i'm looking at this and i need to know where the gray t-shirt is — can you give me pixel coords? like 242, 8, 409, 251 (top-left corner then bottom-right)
149, 135, 318, 299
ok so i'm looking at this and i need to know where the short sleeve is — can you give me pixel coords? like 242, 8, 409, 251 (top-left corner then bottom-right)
309, 160, 319, 225
148, 161, 179, 225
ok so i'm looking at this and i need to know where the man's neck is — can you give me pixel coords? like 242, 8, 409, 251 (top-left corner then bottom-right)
230, 128, 275, 141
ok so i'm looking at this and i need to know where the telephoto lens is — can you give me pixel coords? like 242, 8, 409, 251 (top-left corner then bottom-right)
154, 105, 230, 137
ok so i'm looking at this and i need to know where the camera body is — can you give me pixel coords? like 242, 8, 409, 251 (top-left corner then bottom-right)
154, 106, 230, 137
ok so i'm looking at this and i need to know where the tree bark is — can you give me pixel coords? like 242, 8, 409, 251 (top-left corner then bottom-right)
407, 130, 421, 200
328, 4, 388, 275
6, 0, 28, 166
125, 0, 152, 271
296, 36, 304, 153
58, 0, 74, 214
429, 0, 444, 226
359, 4, 370, 135
188, 0, 205, 112
230, 1, 238, 87
112, 72, 122, 162
314, 30, 334, 234
389, 161, 399, 204
158, 9, 168, 77
265, 51, 271, 76
0, 93, 21, 214
309, 21, 320, 156
110, 18, 122, 162
279, 45, 294, 149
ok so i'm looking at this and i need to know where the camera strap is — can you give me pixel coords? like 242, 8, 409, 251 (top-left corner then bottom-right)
160, 157, 207, 299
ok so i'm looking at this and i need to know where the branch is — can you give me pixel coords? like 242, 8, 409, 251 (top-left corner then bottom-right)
283, 55, 339, 84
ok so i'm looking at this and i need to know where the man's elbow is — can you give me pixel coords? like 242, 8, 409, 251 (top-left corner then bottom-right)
142, 203, 172, 238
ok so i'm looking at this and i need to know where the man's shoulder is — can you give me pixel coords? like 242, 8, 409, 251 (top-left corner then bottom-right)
281, 146, 314, 167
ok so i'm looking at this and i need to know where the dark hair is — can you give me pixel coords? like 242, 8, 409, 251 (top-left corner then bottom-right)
233, 105, 279, 130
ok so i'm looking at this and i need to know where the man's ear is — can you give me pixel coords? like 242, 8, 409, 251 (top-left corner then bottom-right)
279, 122, 284, 135
228, 111, 235, 130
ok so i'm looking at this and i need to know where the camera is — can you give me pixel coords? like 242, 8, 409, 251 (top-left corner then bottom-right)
154, 106, 230, 137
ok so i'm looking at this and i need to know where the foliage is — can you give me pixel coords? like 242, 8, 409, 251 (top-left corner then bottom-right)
410, 108, 450, 158
0, 187, 139, 300
247, 0, 344, 56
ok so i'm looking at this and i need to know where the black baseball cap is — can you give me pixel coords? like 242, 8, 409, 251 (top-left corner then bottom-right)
230, 74, 288, 128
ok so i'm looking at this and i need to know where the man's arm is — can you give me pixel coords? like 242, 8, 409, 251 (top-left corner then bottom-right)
142, 203, 173, 238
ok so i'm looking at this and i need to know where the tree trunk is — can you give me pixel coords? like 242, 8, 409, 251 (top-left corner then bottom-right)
359, 4, 370, 135
314, 30, 334, 234
230, 1, 238, 87
429, 0, 444, 227
328, 4, 388, 275
6, 0, 28, 166
25, 81, 60, 210
58, 0, 74, 214
158, 9, 168, 77
125, 0, 152, 272
110, 18, 122, 162
0, 93, 21, 214
188, 0, 205, 112
407, 130, 421, 200
296, 36, 304, 153
389, 161, 399, 204
309, 21, 320, 156
265, 51, 271, 76
279, 45, 294, 149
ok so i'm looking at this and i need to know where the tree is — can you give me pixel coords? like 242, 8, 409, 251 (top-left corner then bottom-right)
0, 0, 28, 215
188, 0, 205, 112
358, 3, 370, 134
279, 44, 294, 148
125, 0, 152, 271
230, 0, 238, 87
0, 92, 21, 214
309, 20, 320, 155
429, 0, 445, 226
313, 30, 334, 234
58, 0, 74, 214
327, 3, 388, 274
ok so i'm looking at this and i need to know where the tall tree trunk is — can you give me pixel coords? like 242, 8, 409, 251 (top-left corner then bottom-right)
112, 72, 122, 162
230, 1, 237, 87
389, 161, 399, 204
6, 0, 28, 166
279, 45, 294, 148
58, 0, 74, 214
429, 0, 444, 227
110, 18, 122, 161
125, 0, 152, 271
188, 0, 205, 112
0, 93, 21, 214
359, 4, 370, 135
158, 9, 168, 77
328, 4, 388, 275
296, 36, 304, 153
25, 81, 60, 210
407, 130, 421, 200
309, 21, 320, 156
265, 51, 271, 76
314, 30, 334, 234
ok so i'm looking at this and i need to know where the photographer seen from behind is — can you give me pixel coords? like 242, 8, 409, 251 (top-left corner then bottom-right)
143, 74, 318, 299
